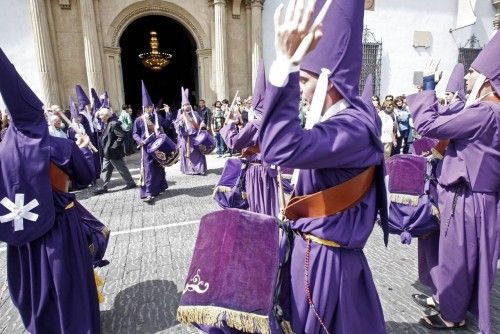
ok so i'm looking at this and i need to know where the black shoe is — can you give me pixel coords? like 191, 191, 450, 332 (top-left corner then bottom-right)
412, 294, 438, 310
143, 195, 154, 203
122, 184, 137, 190
93, 188, 108, 195
420, 313, 466, 330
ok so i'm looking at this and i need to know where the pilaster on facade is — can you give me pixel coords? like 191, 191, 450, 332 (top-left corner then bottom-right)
213, 0, 229, 99
492, 0, 500, 29
250, 0, 264, 88
27, 0, 61, 107
79, 0, 105, 94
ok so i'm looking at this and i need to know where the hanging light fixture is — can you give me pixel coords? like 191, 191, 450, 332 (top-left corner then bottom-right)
138, 31, 172, 71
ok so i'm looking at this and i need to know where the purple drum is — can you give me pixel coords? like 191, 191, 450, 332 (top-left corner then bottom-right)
192, 130, 216, 155
386, 154, 439, 244
177, 209, 290, 333
412, 136, 438, 156
146, 134, 179, 167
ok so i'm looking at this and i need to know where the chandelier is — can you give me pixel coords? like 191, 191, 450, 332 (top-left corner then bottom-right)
138, 31, 172, 71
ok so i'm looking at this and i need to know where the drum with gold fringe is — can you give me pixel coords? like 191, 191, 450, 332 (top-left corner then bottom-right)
177, 209, 292, 334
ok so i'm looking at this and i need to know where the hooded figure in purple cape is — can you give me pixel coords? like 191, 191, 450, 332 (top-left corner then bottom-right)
76, 84, 101, 180
174, 87, 207, 175
258, 0, 388, 332
219, 61, 289, 217
132, 81, 171, 202
0, 48, 105, 334
407, 32, 500, 332
67, 96, 96, 189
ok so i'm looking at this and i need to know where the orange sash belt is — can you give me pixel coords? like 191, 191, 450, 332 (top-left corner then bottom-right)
283, 166, 376, 220
49, 162, 70, 193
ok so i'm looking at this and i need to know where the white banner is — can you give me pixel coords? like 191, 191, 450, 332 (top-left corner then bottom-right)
455, 0, 477, 30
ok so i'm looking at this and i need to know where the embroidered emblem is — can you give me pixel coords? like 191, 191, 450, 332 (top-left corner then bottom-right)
155, 150, 167, 161
0, 194, 40, 231
183, 269, 209, 294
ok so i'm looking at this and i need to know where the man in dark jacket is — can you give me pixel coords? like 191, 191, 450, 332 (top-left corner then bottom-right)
94, 108, 136, 195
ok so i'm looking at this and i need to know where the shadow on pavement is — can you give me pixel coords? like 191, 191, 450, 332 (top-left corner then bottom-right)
101, 279, 181, 333
156, 184, 216, 200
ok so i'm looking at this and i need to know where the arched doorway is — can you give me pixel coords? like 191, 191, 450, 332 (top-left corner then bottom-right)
119, 15, 198, 115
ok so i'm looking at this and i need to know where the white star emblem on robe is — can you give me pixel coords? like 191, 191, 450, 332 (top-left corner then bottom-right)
0, 194, 39, 231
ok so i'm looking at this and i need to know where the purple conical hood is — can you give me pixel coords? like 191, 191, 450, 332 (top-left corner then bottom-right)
445, 63, 466, 101
0, 48, 45, 134
102, 91, 110, 109
181, 87, 190, 105
76, 84, 91, 111
69, 96, 79, 119
471, 31, 500, 95
252, 60, 267, 116
91, 88, 101, 111
301, 0, 365, 105
361, 74, 374, 102
142, 80, 153, 107
0, 47, 55, 246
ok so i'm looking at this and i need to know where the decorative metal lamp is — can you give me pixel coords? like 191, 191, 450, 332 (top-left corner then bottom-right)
139, 31, 172, 71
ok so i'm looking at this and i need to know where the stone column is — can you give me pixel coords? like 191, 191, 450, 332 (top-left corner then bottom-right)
251, 0, 264, 88
245, 1, 252, 83
197, 48, 215, 103
213, 0, 229, 99
79, 0, 105, 93
27, 0, 60, 107
492, 0, 500, 29
103, 47, 123, 109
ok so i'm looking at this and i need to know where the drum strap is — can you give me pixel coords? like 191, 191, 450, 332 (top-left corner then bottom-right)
431, 139, 448, 160
283, 166, 376, 220
241, 143, 260, 159
273, 221, 294, 334
50, 162, 70, 193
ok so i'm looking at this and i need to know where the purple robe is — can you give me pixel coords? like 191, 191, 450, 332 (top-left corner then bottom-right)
175, 110, 207, 175
259, 71, 387, 334
408, 90, 500, 333
7, 137, 101, 334
79, 112, 101, 179
132, 113, 170, 198
220, 121, 283, 217
417, 98, 464, 294
67, 127, 96, 189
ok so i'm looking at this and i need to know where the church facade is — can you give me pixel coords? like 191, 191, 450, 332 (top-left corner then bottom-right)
29, 0, 265, 108
26, 0, 500, 109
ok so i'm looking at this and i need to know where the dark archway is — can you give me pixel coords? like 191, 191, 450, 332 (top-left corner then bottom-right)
120, 15, 198, 116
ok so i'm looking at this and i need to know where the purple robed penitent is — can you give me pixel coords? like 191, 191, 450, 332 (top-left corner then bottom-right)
68, 96, 96, 189
257, 1, 388, 333
220, 121, 284, 218
76, 84, 101, 179
132, 80, 170, 198
132, 114, 170, 198
415, 62, 466, 294
175, 88, 207, 175
218, 60, 287, 217
0, 48, 105, 334
407, 32, 500, 334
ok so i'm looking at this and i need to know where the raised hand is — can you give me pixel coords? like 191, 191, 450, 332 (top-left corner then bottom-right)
274, 0, 330, 65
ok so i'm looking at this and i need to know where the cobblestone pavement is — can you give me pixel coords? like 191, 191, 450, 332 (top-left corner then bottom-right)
0, 152, 498, 333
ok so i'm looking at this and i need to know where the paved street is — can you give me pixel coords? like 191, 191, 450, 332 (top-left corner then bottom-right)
0, 152, 499, 334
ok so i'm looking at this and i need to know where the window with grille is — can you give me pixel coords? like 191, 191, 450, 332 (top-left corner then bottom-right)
458, 48, 482, 72
458, 34, 482, 71
360, 27, 382, 97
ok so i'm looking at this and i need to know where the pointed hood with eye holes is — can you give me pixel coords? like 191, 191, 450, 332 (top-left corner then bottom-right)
470, 31, 500, 96
0, 47, 55, 246
252, 60, 267, 117
445, 63, 466, 102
